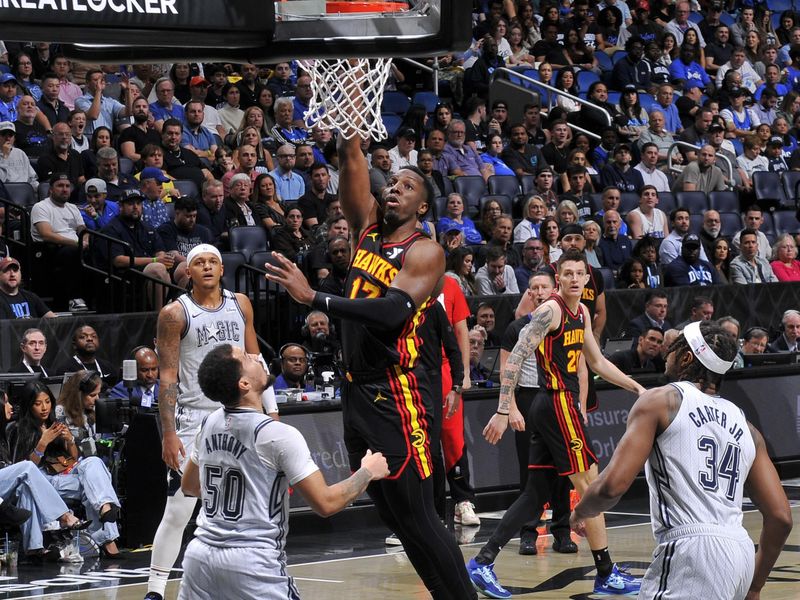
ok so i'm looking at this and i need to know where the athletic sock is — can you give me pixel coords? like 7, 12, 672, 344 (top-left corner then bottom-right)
592, 547, 613, 578
475, 542, 500, 565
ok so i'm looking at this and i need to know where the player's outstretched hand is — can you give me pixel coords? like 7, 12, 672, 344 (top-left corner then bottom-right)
569, 510, 588, 537
162, 431, 186, 472
361, 450, 390, 481
264, 252, 315, 305
508, 404, 525, 432
483, 413, 509, 445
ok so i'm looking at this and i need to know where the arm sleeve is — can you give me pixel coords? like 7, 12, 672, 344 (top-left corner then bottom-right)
441, 317, 464, 385
312, 287, 416, 331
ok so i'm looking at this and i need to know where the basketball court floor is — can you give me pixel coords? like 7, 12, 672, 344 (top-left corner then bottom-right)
1, 481, 797, 599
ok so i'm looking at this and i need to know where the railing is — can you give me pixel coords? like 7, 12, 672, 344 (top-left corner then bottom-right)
398, 57, 440, 96
667, 141, 735, 190
0, 197, 32, 277
492, 66, 611, 141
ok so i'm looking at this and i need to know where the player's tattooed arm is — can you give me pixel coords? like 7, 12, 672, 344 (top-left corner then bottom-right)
498, 303, 554, 413
156, 303, 183, 435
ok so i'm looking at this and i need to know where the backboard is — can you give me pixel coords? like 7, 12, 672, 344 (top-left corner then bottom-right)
0, 0, 470, 63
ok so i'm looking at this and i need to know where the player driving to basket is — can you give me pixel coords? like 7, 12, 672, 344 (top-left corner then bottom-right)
467, 249, 646, 598
265, 57, 478, 600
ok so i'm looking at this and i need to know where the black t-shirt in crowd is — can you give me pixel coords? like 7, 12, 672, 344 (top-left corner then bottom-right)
0, 289, 51, 319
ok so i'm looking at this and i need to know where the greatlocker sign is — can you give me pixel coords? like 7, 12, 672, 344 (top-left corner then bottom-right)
0, 0, 178, 13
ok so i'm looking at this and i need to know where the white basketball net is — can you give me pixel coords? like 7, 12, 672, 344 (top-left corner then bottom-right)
298, 58, 394, 141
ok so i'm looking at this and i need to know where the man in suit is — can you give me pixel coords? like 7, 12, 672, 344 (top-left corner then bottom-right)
109, 347, 159, 408
8, 328, 50, 376
768, 310, 800, 353
624, 291, 672, 339
609, 326, 665, 373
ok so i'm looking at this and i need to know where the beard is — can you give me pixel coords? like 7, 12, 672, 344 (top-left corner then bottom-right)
133, 112, 149, 124
704, 226, 721, 237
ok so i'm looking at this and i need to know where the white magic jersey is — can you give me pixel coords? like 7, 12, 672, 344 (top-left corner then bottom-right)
646, 381, 756, 542
177, 290, 246, 412
191, 408, 318, 551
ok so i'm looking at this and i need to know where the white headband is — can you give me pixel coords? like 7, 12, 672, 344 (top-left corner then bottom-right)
186, 244, 222, 266
683, 321, 734, 375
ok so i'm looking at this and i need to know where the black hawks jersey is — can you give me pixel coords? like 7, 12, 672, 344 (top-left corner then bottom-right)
535, 294, 586, 395
343, 223, 433, 376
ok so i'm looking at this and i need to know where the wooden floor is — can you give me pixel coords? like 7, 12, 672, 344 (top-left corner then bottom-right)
15, 505, 800, 600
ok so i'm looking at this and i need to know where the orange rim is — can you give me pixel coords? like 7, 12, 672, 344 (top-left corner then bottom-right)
326, 2, 408, 13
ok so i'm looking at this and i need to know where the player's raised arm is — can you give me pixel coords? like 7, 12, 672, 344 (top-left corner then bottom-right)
744, 423, 793, 600
156, 302, 187, 471
337, 135, 377, 236
580, 304, 646, 396
484, 299, 558, 445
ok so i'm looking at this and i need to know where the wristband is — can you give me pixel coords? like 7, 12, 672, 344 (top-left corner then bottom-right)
32, 449, 44, 458
496, 411, 509, 416
152, 257, 158, 263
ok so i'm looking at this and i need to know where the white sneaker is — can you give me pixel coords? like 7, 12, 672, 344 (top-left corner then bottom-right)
454, 501, 480, 526
384, 533, 403, 546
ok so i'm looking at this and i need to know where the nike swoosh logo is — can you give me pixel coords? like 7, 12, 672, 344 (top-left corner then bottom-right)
325, 296, 330, 311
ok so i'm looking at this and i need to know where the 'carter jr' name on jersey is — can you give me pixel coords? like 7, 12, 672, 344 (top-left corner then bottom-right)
351, 248, 399, 288
689, 404, 746, 443
195, 321, 242, 348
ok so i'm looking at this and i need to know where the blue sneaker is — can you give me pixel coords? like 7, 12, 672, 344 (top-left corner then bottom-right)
593, 563, 641, 595
467, 558, 511, 599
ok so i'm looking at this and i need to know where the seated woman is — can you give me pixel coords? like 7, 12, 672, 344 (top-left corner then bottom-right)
513, 194, 547, 243
480, 133, 515, 176
444, 246, 477, 296
0, 384, 89, 560
617, 257, 648, 289
270, 206, 314, 264
10, 381, 123, 558
251, 173, 287, 233
555, 199, 580, 226
770, 233, 800, 281
56, 371, 101, 450
233, 123, 274, 172
437, 193, 484, 245
632, 235, 663, 288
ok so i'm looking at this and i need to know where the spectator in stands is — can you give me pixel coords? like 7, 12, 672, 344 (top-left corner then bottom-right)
13, 95, 48, 158
533, 166, 559, 211
474, 301, 501, 351
37, 72, 68, 126
766, 135, 790, 172
217, 84, 244, 137
36, 122, 83, 189
100, 188, 175, 309
729, 228, 778, 284
463, 97, 489, 152
720, 87, 756, 139
317, 235, 350, 296
224, 142, 269, 194
273, 344, 314, 392
0, 73, 22, 123
500, 123, 549, 179
51, 55, 81, 110
480, 133, 515, 177
733, 205, 771, 258
705, 24, 734, 76
625, 291, 671, 339
251, 173, 286, 233
0, 121, 38, 189
644, 41, 672, 88
664, 232, 721, 286
55, 370, 105, 451
670, 43, 714, 94
426, 128, 449, 175
442, 119, 492, 181
716, 46, 763, 93
514, 194, 547, 244
54, 325, 117, 386
768, 309, 800, 352
770, 233, 800, 281
368, 146, 393, 198
437, 193, 483, 245
678, 107, 714, 160
270, 96, 307, 149
675, 295, 715, 328
736, 134, 768, 183
9, 327, 50, 375
475, 245, 519, 296
223, 173, 257, 230
196, 179, 227, 247
0, 257, 55, 319
540, 120, 572, 175
576, 82, 620, 136
560, 163, 594, 216
598, 209, 632, 273
465, 35, 504, 101
711, 236, 733, 283
600, 143, 644, 193
416, 148, 445, 200
698, 209, 725, 260
266, 62, 295, 98
583, 220, 603, 268
307, 215, 349, 285
388, 128, 418, 174
665, 1, 706, 47
297, 163, 335, 231
672, 144, 727, 193
616, 85, 650, 142
138, 167, 170, 230
660, 206, 708, 265
593, 186, 628, 236
235, 63, 263, 111
480, 213, 520, 268
80, 178, 118, 231
611, 37, 650, 91
271, 206, 313, 265
149, 78, 183, 133
270, 143, 305, 201
675, 83, 704, 130
467, 326, 491, 384
161, 119, 211, 191
751, 87, 778, 127
81, 125, 112, 180
626, 184, 669, 239
74, 69, 130, 136
443, 245, 476, 297
187, 76, 223, 139
633, 143, 670, 192
555, 199, 580, 226
609, 326, 665, 373
624, 6, 664, 47
740, 327, 769, 356
109, 346, 159, 408
157, 196, 213, 288
632, 235, 663, 288
180, 101, 217, 162
513, 237, 545, 292
294, 143, 316, 183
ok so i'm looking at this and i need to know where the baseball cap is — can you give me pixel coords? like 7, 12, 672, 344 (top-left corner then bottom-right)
614, 143, 632, 154
622, 84, 638, 93
682, 233, 701, 248
560, 223, 584, 238
491, 100, 508, 111
536, 166, 554, 177
0, 73, 17, 85
397, 127, 416, 140
729, 86, 746, 97
0, 121, 14, 133
768, 135, 784, 146
0, 257, 20, 272
140, 167, 170, 183
710, 1, 723, 10
707, 123, 725, 133
685, 82, 703, 91
49, 173, 71, 186
119, 189, 144, 203
84, 178, 107, 194
444, 225, 462, 234
189, 75, 210, 87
